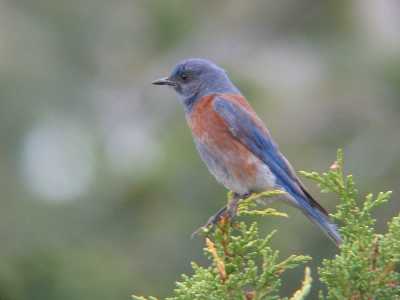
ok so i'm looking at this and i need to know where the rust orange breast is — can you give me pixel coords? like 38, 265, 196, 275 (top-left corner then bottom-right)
187, 94, 259, 181
188, 93, 269, 145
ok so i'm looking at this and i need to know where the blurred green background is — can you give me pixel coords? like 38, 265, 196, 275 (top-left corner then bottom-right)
1, 0, 400, 299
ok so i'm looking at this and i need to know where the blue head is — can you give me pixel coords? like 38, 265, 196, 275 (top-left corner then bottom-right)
152, 58, 239, 111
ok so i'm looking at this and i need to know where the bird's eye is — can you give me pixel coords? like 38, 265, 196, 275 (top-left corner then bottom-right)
180, 73, 189, 81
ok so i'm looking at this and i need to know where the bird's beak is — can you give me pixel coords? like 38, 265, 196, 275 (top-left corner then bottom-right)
152, 77, 177, 87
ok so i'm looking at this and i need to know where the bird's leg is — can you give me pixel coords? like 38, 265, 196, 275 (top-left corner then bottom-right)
226, 192, 249, 219
191, 192, 250, 238
191, 206, 227, 238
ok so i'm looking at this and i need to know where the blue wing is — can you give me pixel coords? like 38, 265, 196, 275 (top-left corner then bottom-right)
213, 96, 307, 203
213, 96, 342, 245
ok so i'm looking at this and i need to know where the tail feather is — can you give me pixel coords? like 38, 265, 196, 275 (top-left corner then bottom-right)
295, 196, 342, 247
282, 178, 342, 246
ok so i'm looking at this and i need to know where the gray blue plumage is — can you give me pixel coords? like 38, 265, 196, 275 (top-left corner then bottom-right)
153, 58, 342, 246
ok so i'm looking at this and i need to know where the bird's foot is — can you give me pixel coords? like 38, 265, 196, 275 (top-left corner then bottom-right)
191, 193, 249, 238
191, 206, 227, 238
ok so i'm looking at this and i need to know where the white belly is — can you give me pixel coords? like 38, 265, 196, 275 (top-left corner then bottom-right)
194, 140, 276, 195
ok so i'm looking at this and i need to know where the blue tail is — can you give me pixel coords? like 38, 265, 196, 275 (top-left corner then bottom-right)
274, 174, 342, 246
295, 196, 342, 246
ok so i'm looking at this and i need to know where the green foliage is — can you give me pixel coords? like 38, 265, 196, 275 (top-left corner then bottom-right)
237, 190, 288, 218
133, 192, 311, 300
134, 150, 400, 300
301, 149, 400, 299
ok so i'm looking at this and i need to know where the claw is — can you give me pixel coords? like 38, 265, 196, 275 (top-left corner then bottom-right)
191, 193, 250, 238
191, 206, 227, 238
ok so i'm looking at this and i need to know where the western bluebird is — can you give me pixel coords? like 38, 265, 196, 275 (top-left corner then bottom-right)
153, 58, 341, 246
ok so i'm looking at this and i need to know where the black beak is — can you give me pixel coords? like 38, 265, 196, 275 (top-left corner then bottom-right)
152, 77, 177, 87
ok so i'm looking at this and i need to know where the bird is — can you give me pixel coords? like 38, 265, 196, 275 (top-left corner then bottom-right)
152, 58, 341, 246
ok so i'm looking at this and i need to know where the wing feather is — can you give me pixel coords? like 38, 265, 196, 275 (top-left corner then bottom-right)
213, 96, 328, 215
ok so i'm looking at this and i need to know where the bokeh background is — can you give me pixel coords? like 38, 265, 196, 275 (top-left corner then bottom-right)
1, 0, 400, 299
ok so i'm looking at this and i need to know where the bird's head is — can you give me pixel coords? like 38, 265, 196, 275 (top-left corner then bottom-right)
152, 58, 239, 111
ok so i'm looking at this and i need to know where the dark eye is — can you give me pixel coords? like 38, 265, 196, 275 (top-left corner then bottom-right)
180, 73, 189, 81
